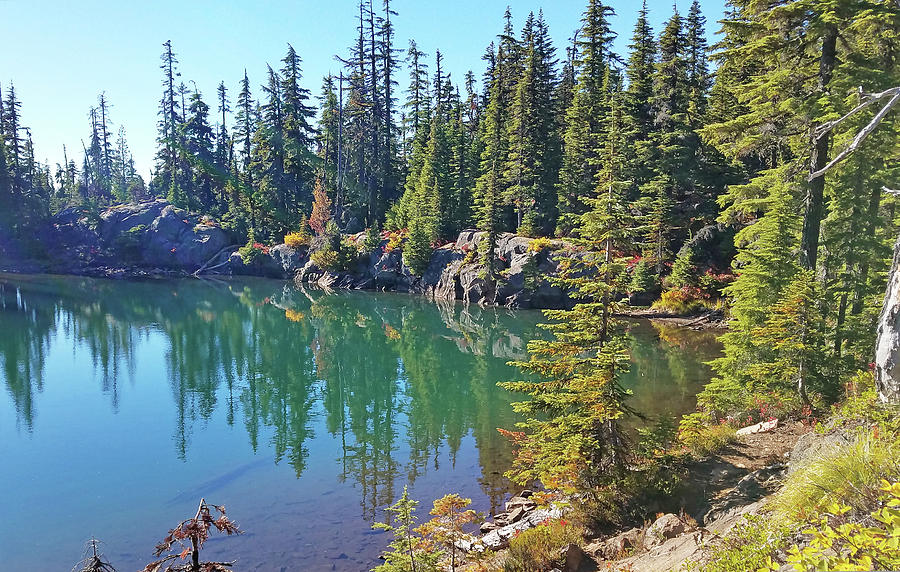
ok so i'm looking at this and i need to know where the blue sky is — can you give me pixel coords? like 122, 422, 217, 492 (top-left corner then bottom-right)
1, 0, 726, 180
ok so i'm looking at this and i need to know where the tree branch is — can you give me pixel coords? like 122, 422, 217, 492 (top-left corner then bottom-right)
809, 86, 900, 181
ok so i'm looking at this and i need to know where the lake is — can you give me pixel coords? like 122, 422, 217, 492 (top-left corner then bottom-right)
0, 274, 721, 571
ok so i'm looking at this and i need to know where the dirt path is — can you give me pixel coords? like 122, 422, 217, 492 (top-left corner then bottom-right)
677, 420, 811, 522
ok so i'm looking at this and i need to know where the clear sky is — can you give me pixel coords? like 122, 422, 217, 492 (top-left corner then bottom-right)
1, 0, 726, 180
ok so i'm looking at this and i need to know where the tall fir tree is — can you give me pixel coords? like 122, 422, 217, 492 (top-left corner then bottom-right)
557, 0, 616, 235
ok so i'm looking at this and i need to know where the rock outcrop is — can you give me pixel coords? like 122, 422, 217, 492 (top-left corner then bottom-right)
287, 229, 574, 310
41, 199, 232, 275
30, 201, 578, 309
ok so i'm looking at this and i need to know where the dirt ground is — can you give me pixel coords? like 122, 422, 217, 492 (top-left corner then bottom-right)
677, 420, 811, 521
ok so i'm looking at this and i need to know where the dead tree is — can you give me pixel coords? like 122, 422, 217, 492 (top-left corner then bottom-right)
141, 498, 242, 572
72, 538, 117, 572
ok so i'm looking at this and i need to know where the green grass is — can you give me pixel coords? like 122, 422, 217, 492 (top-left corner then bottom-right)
677, 412, 737, 458
771, 429, 900, 520
502, 519, 584, 572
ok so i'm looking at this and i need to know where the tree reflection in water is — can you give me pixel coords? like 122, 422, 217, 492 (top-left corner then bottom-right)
0, 274, 720, 524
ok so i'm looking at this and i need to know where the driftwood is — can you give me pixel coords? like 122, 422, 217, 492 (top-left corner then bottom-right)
192, 244, 239, 277
809, 85, 900, 180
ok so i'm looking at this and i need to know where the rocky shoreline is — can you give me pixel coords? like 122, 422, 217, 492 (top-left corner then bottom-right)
3, 199, 580, 309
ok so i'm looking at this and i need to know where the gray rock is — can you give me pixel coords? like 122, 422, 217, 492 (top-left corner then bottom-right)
480, 507, 564, 550
562, 543, 586, 572
480, 521, 500, 533
98, 200, 168, 242
269, 243, 309, 275
643, 514, 689, 550
507, 506, 526, 524
585, 527, 642, 560
703, 463, 786, 525
505, 496, 537, 512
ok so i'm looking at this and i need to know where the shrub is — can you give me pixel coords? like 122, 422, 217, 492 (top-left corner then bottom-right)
774, 481, 900, 572
364, 221, 383, 254
686, 514, 789, 572
310, 221, 358, 271
829, 371, 900, 434
652, 286, 708, 315
461, 243, 477, 265
668, 248, 696, 288
238, 240, 269, 264
677, 413, 737, 457
284, 232, 308, 248
771, 429, 900, 519
526, 236, 559, 254
284, 216, 311, 248
384, 228, 407, 253
629, 259, 658, 297
503, 519, 584, 572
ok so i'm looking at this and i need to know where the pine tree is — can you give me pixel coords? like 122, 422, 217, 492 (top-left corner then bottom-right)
623, 0, 656, 194
473, 40, 507, 287
504, 11, 559, 237
501, 89, 633, 493
280, 44, 317, 220
373, 486, 441, 572
377, 0, 401, 206
317, 74, 341, 188
215, 81, 232, 182
557, 0, 616, 235
97, 93, 113, 200
155, 40, 181, 199
234, 70, 258, 233
181, 87, 216, 212
3, 83, 23, 199
684, 0, 710, 125
702, 0, 900, 410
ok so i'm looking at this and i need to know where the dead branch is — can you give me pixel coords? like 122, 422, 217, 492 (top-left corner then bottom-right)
192, 245, 240, 276
809, 86, 900, 181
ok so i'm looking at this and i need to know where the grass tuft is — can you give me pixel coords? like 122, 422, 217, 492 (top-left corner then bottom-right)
771, 429, 900, 520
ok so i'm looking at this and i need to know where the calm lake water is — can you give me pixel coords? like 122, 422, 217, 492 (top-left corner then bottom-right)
0, 274, 721, 571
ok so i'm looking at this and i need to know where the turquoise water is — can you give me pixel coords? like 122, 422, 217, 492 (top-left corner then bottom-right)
0, 274, 720, 571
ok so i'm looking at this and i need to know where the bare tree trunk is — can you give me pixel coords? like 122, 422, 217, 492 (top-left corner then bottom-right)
800, 24, 837, 272
874, 232, 900, 403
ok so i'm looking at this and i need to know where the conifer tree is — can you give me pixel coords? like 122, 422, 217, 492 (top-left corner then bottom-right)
504, 11, 559, 237
684, 0, 710, 124
702, 0, 900, 409
216, 81, 231, 171
3, 83, 23, 199
234, 70, 259, 232
623, 0, 656, 193
501, 86, 635, 493
557, 0, 616, 235
280, 44, 317, 219
373, 486, 440, 572
181, 87, 216, 212
155, 40, 181, 199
